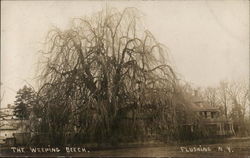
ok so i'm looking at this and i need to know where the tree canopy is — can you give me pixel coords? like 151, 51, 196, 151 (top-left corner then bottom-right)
34, 8, 181, 145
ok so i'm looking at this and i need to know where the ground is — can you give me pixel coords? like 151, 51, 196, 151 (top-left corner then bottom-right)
0, 137, 250, 157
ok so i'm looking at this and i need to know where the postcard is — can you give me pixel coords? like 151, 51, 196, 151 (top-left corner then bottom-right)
1, 0, 249, 157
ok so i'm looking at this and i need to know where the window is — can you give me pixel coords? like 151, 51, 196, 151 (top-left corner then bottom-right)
204, 112, 207, 118
211, 112, 217, 118
199, 112, 203, 116
207, 112, 211, 119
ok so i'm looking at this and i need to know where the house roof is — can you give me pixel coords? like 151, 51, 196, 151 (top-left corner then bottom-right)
0, 124, 18, 130
0, 111, 7, 116
188, 95, 220, 112
190, 103, 219, 112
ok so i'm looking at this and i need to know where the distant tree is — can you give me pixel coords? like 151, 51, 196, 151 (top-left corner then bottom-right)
202, 87, 218, 108
228, 81, 249, 121
227, 80, 249, 136
202, 80, 249, 136
14, 85, 36, 120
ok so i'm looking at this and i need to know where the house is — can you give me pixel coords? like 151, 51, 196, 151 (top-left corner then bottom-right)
0, 105, 30, 145
182, 93, 235, 138
0, 123, 18, 145
0, 104, 16, 120
0, 104, 16, 144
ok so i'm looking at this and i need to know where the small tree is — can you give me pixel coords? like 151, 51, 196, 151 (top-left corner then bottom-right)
14, 102, 29, 120
14, 85, 36, 120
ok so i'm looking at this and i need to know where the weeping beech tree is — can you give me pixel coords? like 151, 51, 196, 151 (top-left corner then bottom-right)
35, 8, 179, 145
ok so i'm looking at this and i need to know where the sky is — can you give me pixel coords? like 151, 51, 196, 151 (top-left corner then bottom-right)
1, 0, 249, 107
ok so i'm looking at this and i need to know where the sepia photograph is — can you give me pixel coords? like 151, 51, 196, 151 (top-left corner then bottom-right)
0, 0, 249, 157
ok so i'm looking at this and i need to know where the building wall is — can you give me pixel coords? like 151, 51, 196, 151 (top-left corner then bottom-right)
0, 119, 29, 142
0, 129, 16, 138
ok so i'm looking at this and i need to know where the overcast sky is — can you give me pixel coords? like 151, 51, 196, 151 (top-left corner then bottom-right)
1, 0, 249, 107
